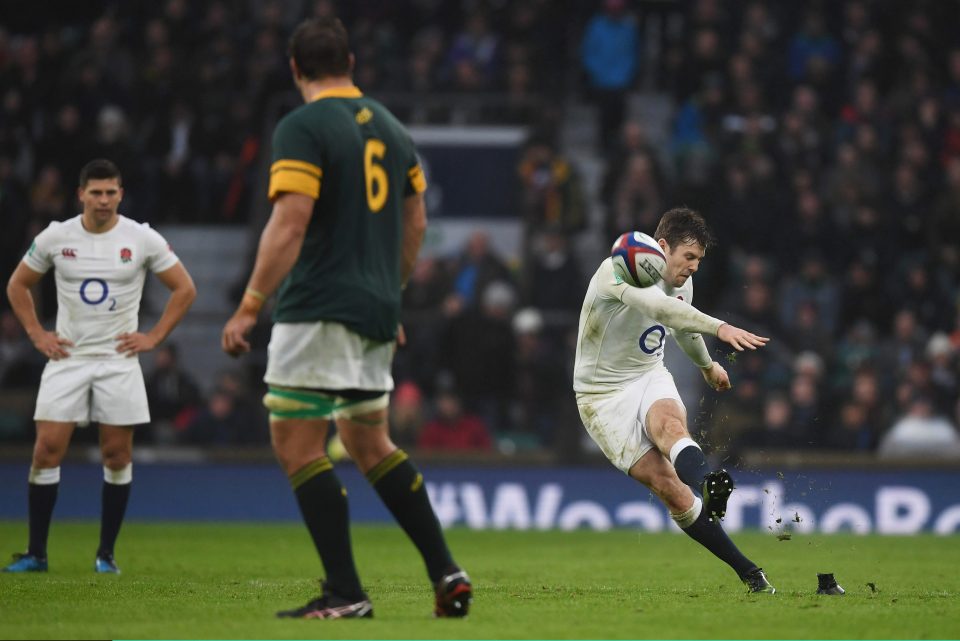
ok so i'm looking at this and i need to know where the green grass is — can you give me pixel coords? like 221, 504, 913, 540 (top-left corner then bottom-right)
0, 522, 958, 639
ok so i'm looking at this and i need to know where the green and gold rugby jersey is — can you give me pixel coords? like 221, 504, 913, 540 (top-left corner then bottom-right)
268, 85, 426, 341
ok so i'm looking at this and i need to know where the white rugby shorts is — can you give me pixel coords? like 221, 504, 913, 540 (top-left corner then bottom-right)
34, 357, 150, 425
264, 320, 395, 392
576, 364, 685, 473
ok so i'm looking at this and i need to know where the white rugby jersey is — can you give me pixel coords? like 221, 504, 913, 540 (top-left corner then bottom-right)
573, 257, 724, 394
23, 215, 179, 359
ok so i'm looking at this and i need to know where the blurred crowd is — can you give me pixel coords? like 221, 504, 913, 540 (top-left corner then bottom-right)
0, 0, 568, 267
590, 0, 960, 460
2, 0, 960, 460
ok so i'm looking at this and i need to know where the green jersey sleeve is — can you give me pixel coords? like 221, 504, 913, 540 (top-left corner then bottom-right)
268, 113, 323, 202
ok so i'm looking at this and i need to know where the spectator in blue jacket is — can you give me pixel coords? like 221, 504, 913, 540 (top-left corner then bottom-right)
581, 0, 640, 150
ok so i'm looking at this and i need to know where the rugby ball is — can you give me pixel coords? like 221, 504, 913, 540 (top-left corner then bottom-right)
611, 231, 666, 287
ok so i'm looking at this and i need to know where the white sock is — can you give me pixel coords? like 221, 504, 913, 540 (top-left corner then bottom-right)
28, 466, 60, 485
669, 437, 700, 466
103, 464, 132, 485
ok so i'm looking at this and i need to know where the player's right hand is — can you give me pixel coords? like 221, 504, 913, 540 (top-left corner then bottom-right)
31, 331, 73, 360
221, 310, 256, 357
717, 323, 769, 352
701, 361, 732, 391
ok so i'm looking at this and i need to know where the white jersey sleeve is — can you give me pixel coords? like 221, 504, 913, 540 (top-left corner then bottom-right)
573, 258, 722, 393
661, 277, 714, 368
140, 223, 179, 273
22, 222, 61, 274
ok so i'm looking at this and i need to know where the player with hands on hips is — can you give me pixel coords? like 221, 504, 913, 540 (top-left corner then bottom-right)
3, 159, 196, 575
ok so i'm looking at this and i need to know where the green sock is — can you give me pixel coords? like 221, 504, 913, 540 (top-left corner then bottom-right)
368, 450, 454, 583
291, 457, 364, 599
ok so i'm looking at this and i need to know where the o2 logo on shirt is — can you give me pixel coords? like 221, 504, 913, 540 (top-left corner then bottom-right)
79, 278, 117, 311
638, 325, 666, 355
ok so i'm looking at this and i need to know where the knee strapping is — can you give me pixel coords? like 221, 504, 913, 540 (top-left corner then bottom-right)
332, 394, 388, 420
263, 387, 388, 421
264, 387, 338, 420
671, 496, 703, 529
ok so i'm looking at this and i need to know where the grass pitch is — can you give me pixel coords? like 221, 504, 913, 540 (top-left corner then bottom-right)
0, 522, 957, 639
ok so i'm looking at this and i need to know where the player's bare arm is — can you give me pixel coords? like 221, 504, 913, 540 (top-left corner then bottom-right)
6, 261, 74, 360
116, 262, 196, 357
222, 192, 314, 357
401, 193, 427, 285
395, 193, 427, 347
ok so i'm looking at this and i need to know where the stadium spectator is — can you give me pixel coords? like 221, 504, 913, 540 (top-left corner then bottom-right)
734, 391, 797, 452
876, 309, 929, 389
609, 151, 665, 241
709, 371, 763, 453
832, 320, 879, 390
778, 249, 841, 338
0, 156, 31, 305
389, 381, 427, 450
417, 378, 493, 452
877, 393, 960, 459
181, 385, 263, 446
839, 256, 888, 333
144, 343, 202, 445
445, 230, 514, 310
509, 307, 568, 448
395, 256, 452, 392
443, 10, 500, 92
517, 136, 587, 261
440, 280, 517, 432
580, 0, 640, 150
521, 229, 584, 315
827, 399, 877, 451
600, 121, 664, 228
0, 309, 44, 389
789, 10, 842, 86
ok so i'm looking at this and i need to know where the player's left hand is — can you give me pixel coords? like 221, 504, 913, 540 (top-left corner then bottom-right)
116, 332, 159, 357
717, 323, 769, 352
222, 310, 257, 357
701, 361, 732, 391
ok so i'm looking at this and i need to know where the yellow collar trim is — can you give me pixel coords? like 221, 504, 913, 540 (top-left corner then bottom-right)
310, 86, 363, 101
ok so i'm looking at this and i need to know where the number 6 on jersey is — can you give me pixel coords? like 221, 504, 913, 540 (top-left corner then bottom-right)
364, 138, 387, 213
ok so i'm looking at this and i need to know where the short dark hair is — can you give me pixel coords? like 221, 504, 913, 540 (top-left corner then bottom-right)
79, 158, 122, 188
287, 17, 351, 81
654, 207, 715, 251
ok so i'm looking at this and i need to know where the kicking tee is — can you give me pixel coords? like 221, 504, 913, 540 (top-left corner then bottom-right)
23, 215, 179, 359
573, 257, 723, 394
